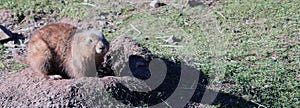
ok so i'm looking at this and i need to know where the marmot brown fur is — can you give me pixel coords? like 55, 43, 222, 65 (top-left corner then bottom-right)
13, 23, 109, 79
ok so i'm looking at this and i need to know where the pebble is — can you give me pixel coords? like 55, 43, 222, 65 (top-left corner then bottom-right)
149, 0, 160, 8
188, 0, 203, 7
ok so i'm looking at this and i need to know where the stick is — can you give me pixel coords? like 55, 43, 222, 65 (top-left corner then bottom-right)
80, 3, 96, 7
130, 24, 142, 36
215, 11, 226, 20
160, 45, 183, 48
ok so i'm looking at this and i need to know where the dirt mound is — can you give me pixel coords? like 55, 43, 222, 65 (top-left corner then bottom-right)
0, 68, 150, 107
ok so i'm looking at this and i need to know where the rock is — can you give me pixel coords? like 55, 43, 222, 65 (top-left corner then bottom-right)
166, 36, 181, 44
296, 73, 300, 81
150, 0, 159, 8
3, 41, 15, 48
149, 0, 166, 8
188, 0, 203, 7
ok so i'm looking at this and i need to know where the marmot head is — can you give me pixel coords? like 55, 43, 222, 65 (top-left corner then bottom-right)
73, 31, 109, 56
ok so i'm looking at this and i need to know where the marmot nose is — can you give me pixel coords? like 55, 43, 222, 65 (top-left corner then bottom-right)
96, 47, 106, 54
96, 48, 102, 54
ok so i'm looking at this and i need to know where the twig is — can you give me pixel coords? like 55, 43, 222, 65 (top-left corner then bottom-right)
215, 11, 226, 20
250, 100, 267, 108
17, 26, 34, 32
155, 36, 173, 39
161, 99, 172, 108
0, 71, 19, 77
184, 0, 189, 7
4, 43, 26, 48
80, 2, 96, 7
203, 12, 214, 17
171, 56, 176, 64
183, 80, 197, 90
130, 24, 142, 36
215, 22, 222, 34
159, 45, 183, 48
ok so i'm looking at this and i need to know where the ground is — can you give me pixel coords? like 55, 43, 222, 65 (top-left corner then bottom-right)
0, 0, 299, 107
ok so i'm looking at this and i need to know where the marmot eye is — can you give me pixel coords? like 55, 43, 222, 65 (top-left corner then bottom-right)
89, 39, 93, 42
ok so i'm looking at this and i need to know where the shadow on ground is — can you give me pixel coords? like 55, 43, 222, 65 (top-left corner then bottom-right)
104, 57, 259, 107
0, 25, 24, 44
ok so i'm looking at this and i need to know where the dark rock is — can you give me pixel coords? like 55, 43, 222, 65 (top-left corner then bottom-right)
149, 0, 166, 8
188, 0, 204, 7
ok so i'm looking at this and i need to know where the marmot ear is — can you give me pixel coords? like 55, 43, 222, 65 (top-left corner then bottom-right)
97, 33, 105, 40
100, 32, 105, 39
79, 34, 88, 40
90, 30, 104, 38
99, 32, 104, 36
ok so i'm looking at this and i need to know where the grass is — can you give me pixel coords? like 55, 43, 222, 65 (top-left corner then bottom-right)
0, 45, 27, 75
0, 0, 95, 21
101, 1, 299, 107
0, 0, 299, 107
214, 1, 300, 107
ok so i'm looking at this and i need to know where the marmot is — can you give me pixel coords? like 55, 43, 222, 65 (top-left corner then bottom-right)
13, 23, 109, 79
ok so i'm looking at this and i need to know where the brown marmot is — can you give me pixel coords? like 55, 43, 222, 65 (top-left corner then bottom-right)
13, 23, 109, 79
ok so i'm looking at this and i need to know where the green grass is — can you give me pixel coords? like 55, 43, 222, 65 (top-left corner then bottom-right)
0, 0, 299, 107
0, 0, 91, 21
0, 45, 6, 70
213, 0, 300, 107
0, 45, 27, 74
104, 1, 300, 107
